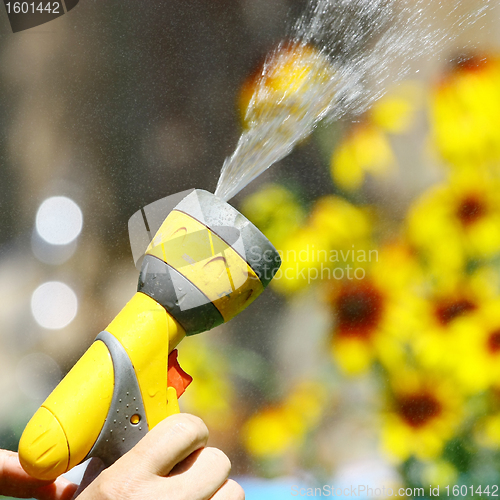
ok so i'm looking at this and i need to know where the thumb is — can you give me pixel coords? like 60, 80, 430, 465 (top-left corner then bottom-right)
117, 413, 210, 477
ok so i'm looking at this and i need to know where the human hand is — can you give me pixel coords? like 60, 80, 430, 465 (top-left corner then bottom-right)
0, 449, 77, 500
78, 413, 244, 500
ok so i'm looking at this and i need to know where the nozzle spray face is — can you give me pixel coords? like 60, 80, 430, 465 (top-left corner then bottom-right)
138, 189, 281, 335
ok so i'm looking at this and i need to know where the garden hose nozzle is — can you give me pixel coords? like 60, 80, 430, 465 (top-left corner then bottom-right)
18, 189, 281, 481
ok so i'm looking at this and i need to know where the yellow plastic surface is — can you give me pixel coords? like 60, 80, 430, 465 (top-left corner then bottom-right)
18, 340, 114, 479
18, 406, 69, 480
166, 386, 180, 417
146, 210, 264, 321
106, 292, 185, 429
43, 340, 114, 470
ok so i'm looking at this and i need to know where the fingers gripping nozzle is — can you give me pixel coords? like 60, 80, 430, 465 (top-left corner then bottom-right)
19, 189, 281, 480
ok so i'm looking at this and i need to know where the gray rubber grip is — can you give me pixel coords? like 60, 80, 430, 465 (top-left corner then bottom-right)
138, 255, 224, 335
85, 331, 148, 466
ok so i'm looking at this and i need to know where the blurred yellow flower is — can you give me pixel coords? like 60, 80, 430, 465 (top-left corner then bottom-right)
242, 381, 326, 459
475, 413, 500, 449
271, 195, 373, 295
284, 381, 327, 428
327, 241, 424, 375
331, 81, 422, 191
242, 406, 302, 458
240, 183, 306, 245
421, 459, 458, 488
429, 54, 500, 167
407, 171, 500, 285
408, 283, 484, 379
447, 299, 500, 393
382, 371, 463, 461
372, 82, 423, 134
271, 225, 332, 295
328, 279, 386, 374
331, 122, 396, 191
370, 241, 423, 293
239, 42, 335, 128
179, 336, 235, 431
308, 195, 372, 247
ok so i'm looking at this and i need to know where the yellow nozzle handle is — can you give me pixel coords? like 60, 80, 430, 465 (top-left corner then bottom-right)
19, 292, 185, 481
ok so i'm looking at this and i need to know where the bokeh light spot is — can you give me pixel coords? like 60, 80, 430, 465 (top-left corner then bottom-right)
36, 196, 83, 245
31, 281, 78, 329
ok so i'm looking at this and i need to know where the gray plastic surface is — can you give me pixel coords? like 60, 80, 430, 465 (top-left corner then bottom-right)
85, 331, 148, 466
138, 255, 224, 335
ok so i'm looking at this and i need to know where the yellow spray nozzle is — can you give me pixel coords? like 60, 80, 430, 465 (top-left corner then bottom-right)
19, 189, 281, 481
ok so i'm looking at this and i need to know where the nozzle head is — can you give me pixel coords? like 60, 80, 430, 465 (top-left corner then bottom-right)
139, 189, 281, 334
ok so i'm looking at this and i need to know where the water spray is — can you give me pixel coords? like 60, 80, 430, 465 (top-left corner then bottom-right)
216, 0, 490, 201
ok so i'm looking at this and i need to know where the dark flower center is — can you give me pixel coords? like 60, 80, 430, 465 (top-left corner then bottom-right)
397, 393, 442, 428
435, 299, 476, 326
452, 54, 488, 73
456, 195, 486, 227
488, 330, 500, 354
336, 285, 383, 339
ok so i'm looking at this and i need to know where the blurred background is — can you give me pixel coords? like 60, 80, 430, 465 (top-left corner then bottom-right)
1, 1, 500, 499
